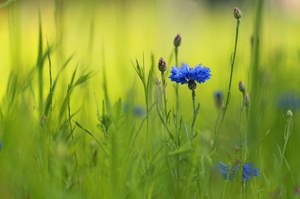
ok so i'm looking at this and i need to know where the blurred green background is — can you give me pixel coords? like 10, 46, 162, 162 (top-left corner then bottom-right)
1, 0, 299, 138
1, 0, 300, 121
0, 0, 300, 198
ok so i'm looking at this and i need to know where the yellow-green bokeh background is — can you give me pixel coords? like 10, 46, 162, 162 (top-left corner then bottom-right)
0, 0, 300, 128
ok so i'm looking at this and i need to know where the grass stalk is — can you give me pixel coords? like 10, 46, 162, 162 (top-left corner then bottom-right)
191, 89, 200, 137
212, 16, 241, 153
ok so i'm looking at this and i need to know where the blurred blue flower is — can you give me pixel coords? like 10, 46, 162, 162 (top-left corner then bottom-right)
214, 90, 223, 109
218, 161, 259, 182
218, 161, 239, 180
169, 63, 211, 84
133, 106, 146, 117
123, 103, 146, 118
242, 163, 259, 182
0, 142, 2, 151
277, 92, 299, 111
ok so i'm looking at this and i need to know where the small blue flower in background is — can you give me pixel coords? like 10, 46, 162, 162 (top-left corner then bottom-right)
133, 106, 146, 117
214, 90, 223, 109
242, 163, 259, 182
218, 161, 259, 182
218, 161, 239, 180
277, 92, 299, 111
0, 141, 2, 151
169, 63, 211, 84
123, 103, 146, 118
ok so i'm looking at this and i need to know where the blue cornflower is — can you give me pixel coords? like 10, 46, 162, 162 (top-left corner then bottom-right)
214, 90, 223, 109
133, 106, 146, 117
242, 163, 259, 182
218, 161, 239, 180
123, 103, 146, 118
277, 92, 299, 111
218, 161, 259, 182
169, 63, 211, 85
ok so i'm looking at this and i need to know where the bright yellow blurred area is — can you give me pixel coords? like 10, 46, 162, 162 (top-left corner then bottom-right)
0, 0, 300, 105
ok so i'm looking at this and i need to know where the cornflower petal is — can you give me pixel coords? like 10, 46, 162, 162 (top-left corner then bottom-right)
169, 63, 211, 85
242, 163, 259, 182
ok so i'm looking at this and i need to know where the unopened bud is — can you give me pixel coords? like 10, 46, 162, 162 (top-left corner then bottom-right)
158, 57, 167, 73
286, 109, 293, 119
239, 81, 246, 94
244, 93, 250, 107
174, 34, 181, 48
188, 80, 197, 90
233, 7, 242, 20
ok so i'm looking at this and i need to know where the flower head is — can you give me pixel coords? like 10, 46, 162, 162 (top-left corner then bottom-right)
169, 63, 211, 86
218, 161, 259, 182
286, 109, 293, 119
174, 34, 182, 48
158, 57, 167, 73
188, 80, 197, 90
234, 7, 242, 19
239, 81, 246, 94
277, 92, 299, 111
214, 90, 223, 109
242, 163, 259, 182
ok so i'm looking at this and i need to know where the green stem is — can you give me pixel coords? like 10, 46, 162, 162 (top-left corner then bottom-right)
191, 89, 198, 137
174, 47, 181, 195
239, 95, 245, 162
161, 72, 168, 121
46, 40, 53, 112
67, 87, 80, 185
144, 83, 150, 154
174, 47, 180, 144
212, 18, 240, 153
224, 19, 240, 108
281, 116, 292, 168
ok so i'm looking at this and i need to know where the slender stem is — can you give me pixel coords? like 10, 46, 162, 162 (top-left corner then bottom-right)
224, 19, 240, 108
174, 46, 181, 195
191, 89, 198, 137
244, 108, 248, 163
281, 116, 293, 168
174, 47, 180, 143
47, 44, 52, 93
143, 82, 150, 153
212, 18, 241, 152
67, 87, 80, 185
239, 95, 245, 162
46, 40, 53, 113
161, 72, 168, 121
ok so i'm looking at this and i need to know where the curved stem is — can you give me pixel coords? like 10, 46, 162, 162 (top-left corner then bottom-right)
212, 18, 241, 153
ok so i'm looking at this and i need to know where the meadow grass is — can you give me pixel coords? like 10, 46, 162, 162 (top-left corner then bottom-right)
0, 0, 300, 198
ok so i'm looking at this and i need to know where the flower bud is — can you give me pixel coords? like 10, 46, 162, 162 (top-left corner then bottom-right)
188, 80, 197, 90
174, 34, 181, 48
158, 57, 167, 73
239, 81, 246, 94
244, 93, 250, 107
233, 7, 242, 20
286, 109, 293, 119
